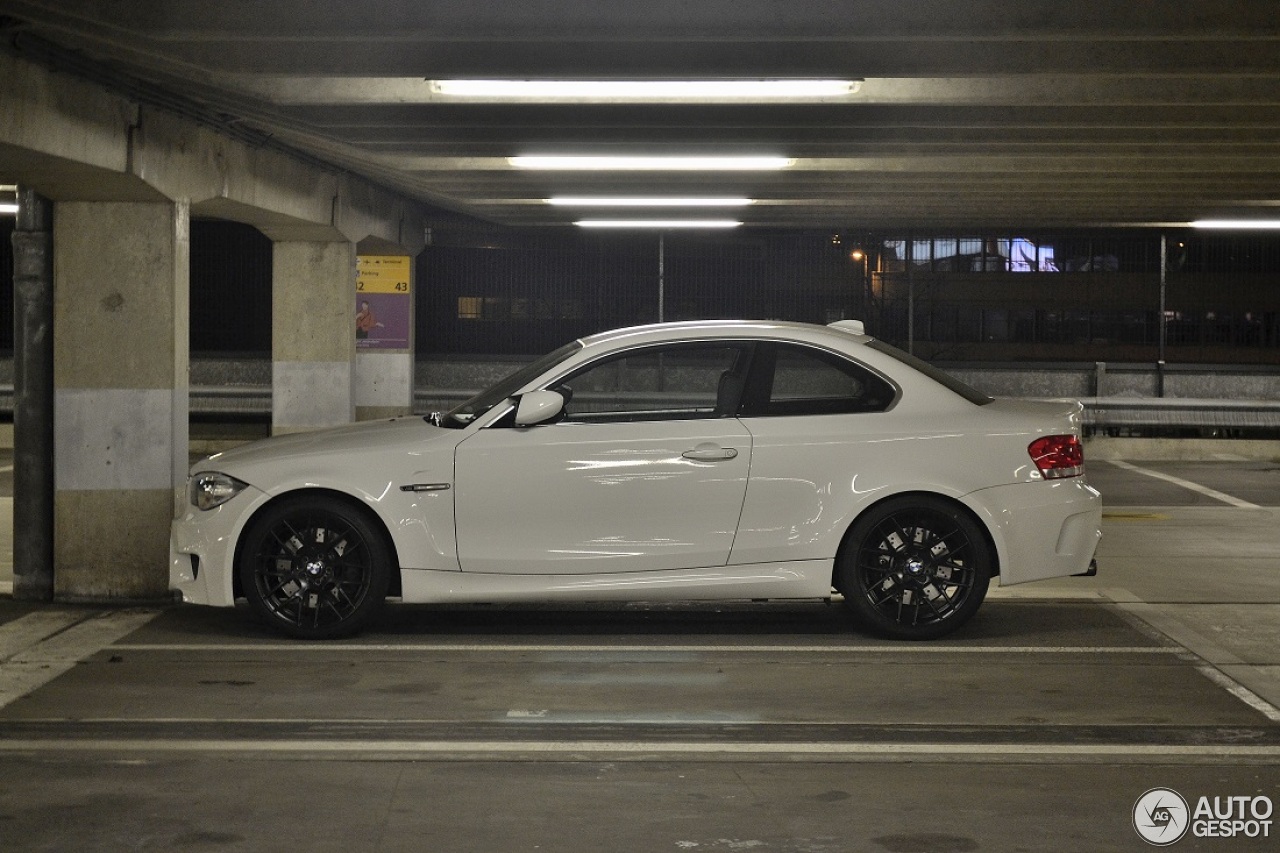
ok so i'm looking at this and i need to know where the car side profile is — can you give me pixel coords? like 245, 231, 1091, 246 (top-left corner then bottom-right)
170, 320, 1102, 640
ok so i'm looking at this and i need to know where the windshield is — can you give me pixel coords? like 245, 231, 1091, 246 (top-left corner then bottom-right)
436, 340, 583, 428
866, 339, 993, 406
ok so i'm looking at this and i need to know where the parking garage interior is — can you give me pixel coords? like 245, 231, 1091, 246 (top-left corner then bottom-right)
2, 2, 1280, 850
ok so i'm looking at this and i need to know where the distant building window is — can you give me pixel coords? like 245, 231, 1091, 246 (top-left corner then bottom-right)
458, 297, 482, 319
882, 237, 1058, 272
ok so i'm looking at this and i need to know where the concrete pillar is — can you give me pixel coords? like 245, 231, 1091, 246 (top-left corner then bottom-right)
53, 201, 189, 600
272, 241, 355, 433
354, 251, 415, 420
11, 189, 55, 601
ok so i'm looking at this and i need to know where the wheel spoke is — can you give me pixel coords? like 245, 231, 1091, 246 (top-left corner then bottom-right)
853, 507, 989, 629
250, 510, 375, 630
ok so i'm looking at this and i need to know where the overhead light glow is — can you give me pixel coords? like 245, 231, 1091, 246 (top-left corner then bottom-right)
428, 79, 860, 102
575, 220, 744, 229
511, 156, 793, 171
0, 203, 17, 215
1192, 219, 1280, 230
547, 197, 755, 207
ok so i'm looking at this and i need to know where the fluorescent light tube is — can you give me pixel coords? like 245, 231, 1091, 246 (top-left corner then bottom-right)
575, 220, 744, 229
511, 156, 792, 171
429, 79, 860, 102
0, 203, 18, 215
1192, 219, 1280, 229
547, 197, 755, 207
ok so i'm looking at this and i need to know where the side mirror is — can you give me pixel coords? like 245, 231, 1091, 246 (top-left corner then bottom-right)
513, 390, 565, 427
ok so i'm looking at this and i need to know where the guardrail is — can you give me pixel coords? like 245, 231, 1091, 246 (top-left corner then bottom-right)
1, 385, 1278, 433
1078, 397, 1280, 432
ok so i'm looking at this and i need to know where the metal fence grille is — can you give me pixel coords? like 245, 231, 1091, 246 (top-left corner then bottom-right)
2, 222, 1279, 364
189, 220, 273, 355
419, 230, 864, 354
871, 233, 1280, 364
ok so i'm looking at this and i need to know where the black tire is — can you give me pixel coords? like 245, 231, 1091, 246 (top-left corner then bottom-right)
238, 495, 392, 639
836, 496, 992, 640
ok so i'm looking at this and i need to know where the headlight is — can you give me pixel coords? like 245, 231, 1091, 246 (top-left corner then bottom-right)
190, 472, 249, 511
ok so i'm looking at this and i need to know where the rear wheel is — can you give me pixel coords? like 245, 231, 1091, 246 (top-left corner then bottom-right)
238, 495, 391, 639
836, 496, 991, 640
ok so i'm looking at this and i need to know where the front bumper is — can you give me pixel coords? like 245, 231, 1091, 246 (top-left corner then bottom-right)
169, 488, 269, 607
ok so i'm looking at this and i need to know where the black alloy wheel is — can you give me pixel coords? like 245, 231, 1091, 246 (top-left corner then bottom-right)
837, 496, 991, 640
239, 495, 391, 639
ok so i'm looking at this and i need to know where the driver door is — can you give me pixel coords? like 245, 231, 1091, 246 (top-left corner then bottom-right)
454, 342, 753, 575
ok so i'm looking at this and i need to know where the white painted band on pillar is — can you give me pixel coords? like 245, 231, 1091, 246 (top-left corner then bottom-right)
355, 352, 413, 409
54, 388, 183, 492
272, 360, 353, 429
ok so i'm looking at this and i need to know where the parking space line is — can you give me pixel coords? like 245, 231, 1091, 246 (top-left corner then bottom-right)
0, 738, 1276, 760
1107, 460, 1260, 509
0, 611, 87, 661
1194, 665, 1280, 724
108, 643, 1181, 654
0, 610, 160, 710
1108, 594, 1280, 724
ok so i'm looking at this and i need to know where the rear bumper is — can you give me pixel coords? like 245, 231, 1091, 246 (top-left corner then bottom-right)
966, 478, 1102, 586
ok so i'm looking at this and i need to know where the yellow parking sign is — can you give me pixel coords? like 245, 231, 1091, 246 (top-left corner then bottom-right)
357, 255, 411, 294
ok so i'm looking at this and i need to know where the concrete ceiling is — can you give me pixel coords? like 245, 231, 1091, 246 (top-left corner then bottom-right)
3, 0, 1280, 231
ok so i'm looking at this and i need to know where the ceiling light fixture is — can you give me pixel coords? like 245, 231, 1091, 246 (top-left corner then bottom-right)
511, 155, 793, 171
428, 79, 860, 102
1192, 219, 1280, 230
575, 220, 744, 229
547, 197, 755, 207
0, 204, 17, 215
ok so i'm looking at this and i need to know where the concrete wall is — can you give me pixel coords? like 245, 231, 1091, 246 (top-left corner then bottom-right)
0, 51, 434, 600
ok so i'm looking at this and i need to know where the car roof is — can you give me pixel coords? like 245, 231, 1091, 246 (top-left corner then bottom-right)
577, 319, 872, 350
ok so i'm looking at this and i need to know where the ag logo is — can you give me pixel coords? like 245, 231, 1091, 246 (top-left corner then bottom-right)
1134, 788, 1190, 846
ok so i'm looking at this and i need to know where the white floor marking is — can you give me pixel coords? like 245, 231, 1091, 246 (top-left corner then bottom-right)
1108, 459, 1260, 509
0, 609, 160, 710
1109, 591, 1280, 724
108, 643, 1181, 654
0, 610, 90, 661
1195, 665, 1280, 724
0, 738, 1275, 759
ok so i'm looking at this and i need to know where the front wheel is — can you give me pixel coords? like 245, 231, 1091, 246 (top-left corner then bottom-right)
238, 495, 392, 639
836, 496, 991, 640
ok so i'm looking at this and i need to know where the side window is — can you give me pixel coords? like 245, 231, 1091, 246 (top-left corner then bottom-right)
747, 344, 895, 417
555, 343, 749, 423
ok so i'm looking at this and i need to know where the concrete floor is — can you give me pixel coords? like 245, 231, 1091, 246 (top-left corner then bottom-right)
2, 455, 1279, 851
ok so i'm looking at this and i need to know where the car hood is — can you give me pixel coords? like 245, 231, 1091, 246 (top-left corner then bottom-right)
193, 416, 456, 475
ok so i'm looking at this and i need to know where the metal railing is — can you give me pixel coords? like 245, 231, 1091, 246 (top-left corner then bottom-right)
2, 385, 1278, 434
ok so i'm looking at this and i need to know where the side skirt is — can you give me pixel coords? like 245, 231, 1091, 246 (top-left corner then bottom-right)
398, 560, 834, 604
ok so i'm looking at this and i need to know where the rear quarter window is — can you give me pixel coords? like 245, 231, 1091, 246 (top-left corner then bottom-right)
866, 339, 993, 406
741, 343, 896, 417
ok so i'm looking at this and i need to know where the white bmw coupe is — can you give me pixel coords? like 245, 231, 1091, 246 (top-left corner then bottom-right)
171, 320, 1101, 640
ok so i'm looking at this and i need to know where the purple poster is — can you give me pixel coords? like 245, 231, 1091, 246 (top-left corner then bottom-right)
356, 255, 412, 350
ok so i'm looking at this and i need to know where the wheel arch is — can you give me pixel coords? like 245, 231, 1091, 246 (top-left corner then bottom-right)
231, 487, 404, 600
831, 489, 1002, 590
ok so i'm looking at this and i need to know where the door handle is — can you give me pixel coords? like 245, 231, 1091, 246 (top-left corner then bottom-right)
682, 444, 739, 461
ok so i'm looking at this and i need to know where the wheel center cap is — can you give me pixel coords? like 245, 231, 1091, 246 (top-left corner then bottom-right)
905, 557, 926, 575
304, 559, 326, 577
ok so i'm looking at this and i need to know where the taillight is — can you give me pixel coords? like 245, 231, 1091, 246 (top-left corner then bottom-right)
1028, 434, 1083, 479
